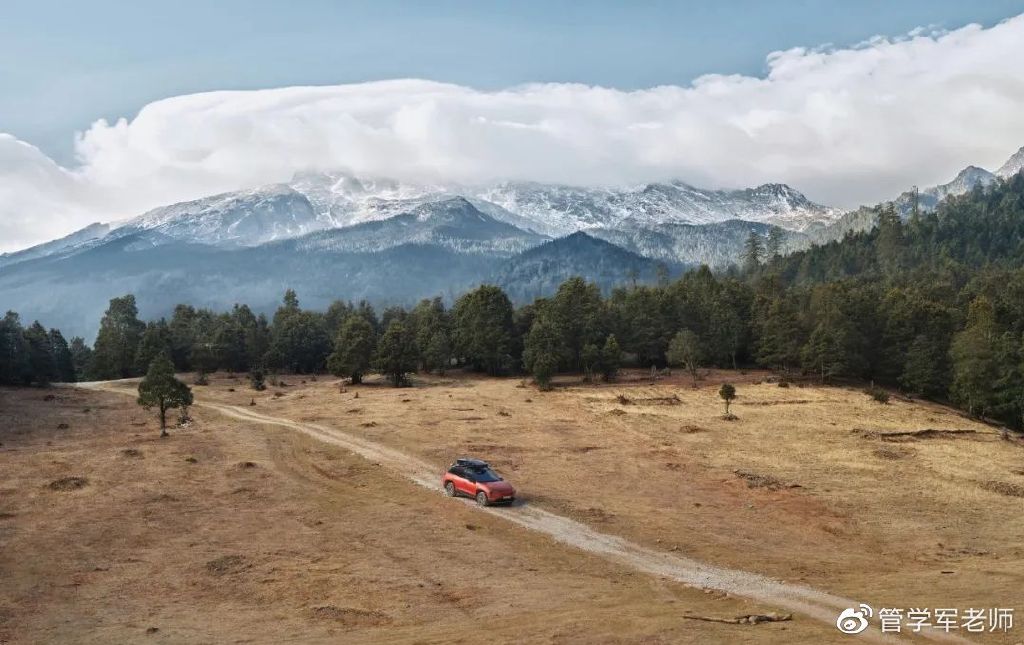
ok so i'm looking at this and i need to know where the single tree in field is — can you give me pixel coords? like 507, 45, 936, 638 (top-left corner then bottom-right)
719, 383, 736, 416
667, 329, 702, 386
137, 354, 193, 437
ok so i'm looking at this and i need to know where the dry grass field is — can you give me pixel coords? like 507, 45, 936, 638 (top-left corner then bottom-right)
2, 369, 1023, 643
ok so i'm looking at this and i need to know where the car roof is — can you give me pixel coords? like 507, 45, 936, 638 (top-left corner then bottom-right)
455, 457, 489, 468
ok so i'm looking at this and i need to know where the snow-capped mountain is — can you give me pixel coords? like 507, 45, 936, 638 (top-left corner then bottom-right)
997, 146, 1024, 179
816, 145, 1024, 243
284, 173, 842, 236
924, 165, 997, 204
0, 222, 111, 269
113, 184, 324, 246
887, 164, 1001, 217
473, 181, 841, 235
904, 145, 1024, 212
589, 218, 809, 267
288, 197, 545, 257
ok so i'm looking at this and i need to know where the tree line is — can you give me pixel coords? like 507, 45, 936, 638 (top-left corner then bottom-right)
3, 173, 1024, 428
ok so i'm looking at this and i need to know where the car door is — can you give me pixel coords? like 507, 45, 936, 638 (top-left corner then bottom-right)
452, 467, 476, 495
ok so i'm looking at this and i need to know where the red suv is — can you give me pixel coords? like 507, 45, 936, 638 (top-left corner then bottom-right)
442, 458, 516, 506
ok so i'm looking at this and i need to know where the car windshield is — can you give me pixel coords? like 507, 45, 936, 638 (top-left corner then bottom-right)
469, 467, 502, 482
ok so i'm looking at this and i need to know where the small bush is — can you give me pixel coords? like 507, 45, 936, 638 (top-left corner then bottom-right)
777, 380, 790, 388
866, 387, 890, 404
249, 369, 266, 391
194, 372, 209, 386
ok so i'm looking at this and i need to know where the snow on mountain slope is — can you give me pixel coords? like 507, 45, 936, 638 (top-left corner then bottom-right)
0, 222, 111, 269
925, 165, 997, 202
589, 218, 810, 268
474, 181, 836, 234
289, 197, 545, 257
281, 173, 842, 235
997, 146, 1024, 179
455, 180, 841, 234
115, 184, 323, 246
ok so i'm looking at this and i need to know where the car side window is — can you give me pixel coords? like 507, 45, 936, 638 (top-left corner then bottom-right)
449, 466, 465, 478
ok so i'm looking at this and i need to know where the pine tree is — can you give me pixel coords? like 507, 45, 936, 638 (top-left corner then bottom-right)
600, 334, 622, 382
667, 329, 702, 386
374, 320, 418, 387
275, 289, 301, 326
452, 285, 515, 375
249, 367, 266, 391
214, 323, 248, 373
411, 297, 450, 372
90, 295, 145, 379
581, 343, 601, 382
265, 310, 331, 374
765, 226, 784, 262
137, 354, 193, 437
49, 329, 76, 383
68, 337, 93, 382
135, 321, 172, 375
189, 342, 218, 383
900, 333, 948, 397
167, 304, 197, 370
719, 383, 737, 415
422, 330, 452, 375
523, 317, 565, 380
741, 231, 764, 273
549, 277, 605, 370
24, 321, 57, 386
950, 297, 1000, 417
0, 311, 30, 385
327, 315, 376, 383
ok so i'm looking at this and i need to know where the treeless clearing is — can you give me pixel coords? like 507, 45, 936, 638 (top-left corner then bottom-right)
2, 370, 1022, 643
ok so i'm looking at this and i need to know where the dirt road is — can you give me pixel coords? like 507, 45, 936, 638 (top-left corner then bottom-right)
78, 381, 973, 643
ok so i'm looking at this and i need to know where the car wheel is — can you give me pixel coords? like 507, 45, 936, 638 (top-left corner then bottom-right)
444, 482, 456, 497
476, 491, 489, 507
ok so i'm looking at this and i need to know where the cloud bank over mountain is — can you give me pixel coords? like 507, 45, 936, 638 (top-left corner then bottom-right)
3, 14, 1024, 252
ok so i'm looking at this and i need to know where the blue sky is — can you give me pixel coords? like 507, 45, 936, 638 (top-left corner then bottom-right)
4, 0, 1024, 163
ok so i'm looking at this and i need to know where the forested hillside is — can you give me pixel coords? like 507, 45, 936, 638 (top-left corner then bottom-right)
3, 174, 1023, 429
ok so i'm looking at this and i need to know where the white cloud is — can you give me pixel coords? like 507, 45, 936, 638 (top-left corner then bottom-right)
3, 14, 1024, 252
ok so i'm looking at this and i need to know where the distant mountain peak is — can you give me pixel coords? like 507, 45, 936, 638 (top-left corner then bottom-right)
933, 165, 996, 198
117, 183, 321, 246
955, 165, 992, 179
997, 146, 1024, 179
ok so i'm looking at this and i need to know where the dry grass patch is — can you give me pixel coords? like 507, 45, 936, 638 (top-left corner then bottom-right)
47, 476, 88, 491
